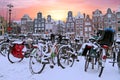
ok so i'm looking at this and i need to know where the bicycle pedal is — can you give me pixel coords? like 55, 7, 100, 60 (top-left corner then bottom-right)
24, 54, 30, 58
69, 60, 72, 62
42, 61, 49, 64
50, 65, 54, 68
61, 56, 68, 59
44, 55, 48, 57
76, 59, 79, 62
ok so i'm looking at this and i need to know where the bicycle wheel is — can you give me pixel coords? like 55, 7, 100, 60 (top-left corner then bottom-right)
29, 48, 46, 74
112, 52, 116, 67
57, 45, 74, 69
0, 43, 9, 57
117, 51, 120, 70
84, 55, 90, 72
7, 49, 24, 63
99, 66, 104, 77
98, 48, 106, 77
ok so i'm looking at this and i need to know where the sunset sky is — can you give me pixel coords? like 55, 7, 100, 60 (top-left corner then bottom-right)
0, 0, 120, 21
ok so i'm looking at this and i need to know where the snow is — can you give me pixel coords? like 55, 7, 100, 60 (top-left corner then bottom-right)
0, 55, 120, 80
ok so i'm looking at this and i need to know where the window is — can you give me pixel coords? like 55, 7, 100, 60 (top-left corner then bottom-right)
42, 19, 45, 22
76, 20, 79, 24
89, 27, 92, 31
67, 23, 70, 27
117, 14, 120, 18
38, 24, 41, 27
85, 33, 88, 37
0, 26, 2, 29
108, 19, 111, 22
46, 29, 48, 32
118, 27, 120, 31
76, 25, 79, 28
80, 27, 83, 30
0, 31, 2, 35
80, 20, 83, 24
80, 31, 83, 35
108, 14, 111, 18
104, 19, 107, 22
71, 23, 74, 27
50, 29, 52, 32
71, 29, 74, 32
34, 20, 37, 23
35, 25, 37, 27
85, 22, 91, 25
42, 23, 44, 27
85, 27, 88, 31
118, 21, 120, 23
68, 29, 70, 32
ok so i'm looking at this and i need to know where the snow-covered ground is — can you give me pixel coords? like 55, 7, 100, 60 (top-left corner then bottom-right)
0, 55, 120, 80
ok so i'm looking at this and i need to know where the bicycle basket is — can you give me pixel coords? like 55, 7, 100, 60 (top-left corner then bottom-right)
11, 44, 24, 58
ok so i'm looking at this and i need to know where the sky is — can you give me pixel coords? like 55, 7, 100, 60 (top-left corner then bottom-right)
0, 0, 120, 21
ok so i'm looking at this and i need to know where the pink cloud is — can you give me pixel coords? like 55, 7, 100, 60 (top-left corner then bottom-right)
1, 0, 120, 20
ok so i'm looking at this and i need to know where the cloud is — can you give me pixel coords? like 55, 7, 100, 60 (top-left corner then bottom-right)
1, 0, 120, 20
0, 0, 49, 8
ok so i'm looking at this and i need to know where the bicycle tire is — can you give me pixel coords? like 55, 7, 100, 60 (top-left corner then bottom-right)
7, 49, 24, 63
99, 66, 104, 77
70, 58, 75, 67
84, 55, 90, 72
29, 56, 46, 74
117, 51, 120, 69
57, 45, 74, 68
112, 52, 116, 67
0, 43, 9, 57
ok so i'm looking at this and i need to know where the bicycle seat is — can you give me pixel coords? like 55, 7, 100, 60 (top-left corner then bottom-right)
12, 40, 23, 44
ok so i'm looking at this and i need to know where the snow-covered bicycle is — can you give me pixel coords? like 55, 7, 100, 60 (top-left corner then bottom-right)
57, 38, 79, 69
82, 39, 107, 77
113, 39, 120, 72
29, 39, 59, 74
7, 39, 35, 63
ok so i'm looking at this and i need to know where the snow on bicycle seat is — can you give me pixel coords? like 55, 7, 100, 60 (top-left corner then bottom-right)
116, 39, 120, 43
12, 40, 23, 44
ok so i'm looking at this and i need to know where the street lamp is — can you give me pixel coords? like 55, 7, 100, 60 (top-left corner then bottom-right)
7, 4, 13, 33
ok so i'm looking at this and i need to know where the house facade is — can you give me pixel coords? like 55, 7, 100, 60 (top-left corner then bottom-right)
92, 9, 104, 34
33, 12, 45, 34
21, 14, 33, 34
65, 11, 75, 40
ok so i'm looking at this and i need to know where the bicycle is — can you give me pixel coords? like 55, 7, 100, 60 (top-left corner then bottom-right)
29, 39, 59, 74
7, 39, 34, 63
113, 39, 120, 72
83, 40, 108, 77
109, 41, 118, 67
57, 38, 78, 69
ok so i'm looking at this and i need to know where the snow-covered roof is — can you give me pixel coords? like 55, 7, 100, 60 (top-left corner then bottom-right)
22, 14, 31, 20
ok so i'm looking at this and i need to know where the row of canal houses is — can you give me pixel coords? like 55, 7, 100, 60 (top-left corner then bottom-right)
21, 8, 120, 42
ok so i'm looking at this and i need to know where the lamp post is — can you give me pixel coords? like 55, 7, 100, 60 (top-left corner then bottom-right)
7, 4, 13, 34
